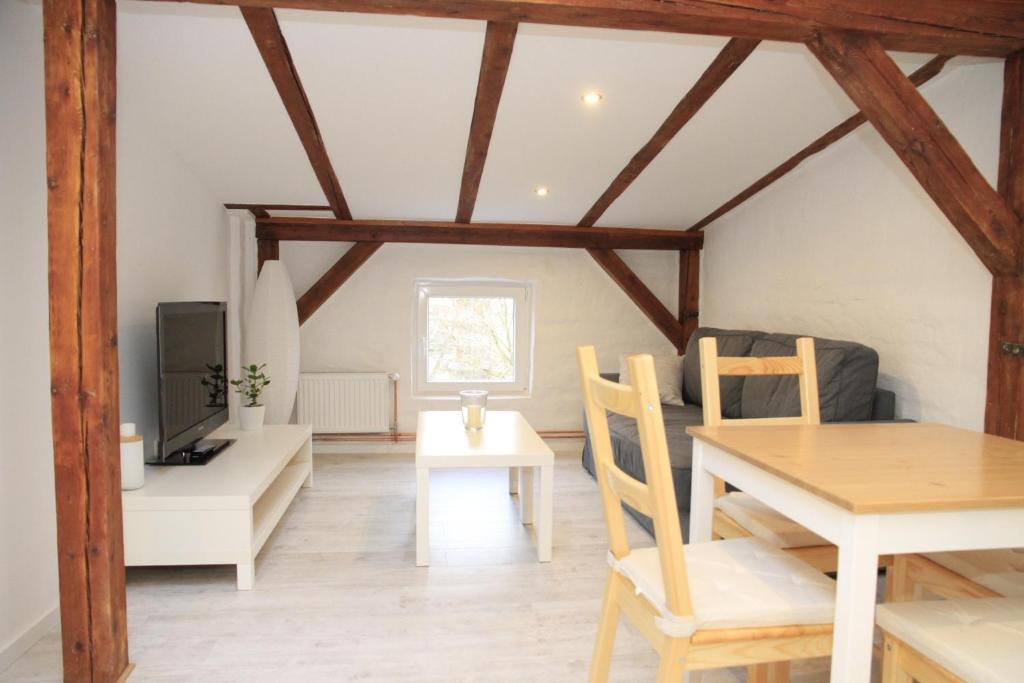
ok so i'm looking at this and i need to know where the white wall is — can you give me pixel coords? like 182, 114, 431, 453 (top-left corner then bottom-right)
0, 1, 228, 666
284, 242, 678, 431
116, 86, 228, 451
0, 1, 60, 667
701, 57, 1001, 429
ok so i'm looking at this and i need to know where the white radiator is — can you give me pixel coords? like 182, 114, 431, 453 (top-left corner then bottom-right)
297, 373, 395, 434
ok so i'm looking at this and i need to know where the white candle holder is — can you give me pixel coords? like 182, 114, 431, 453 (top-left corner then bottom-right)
460, 390, 488, 431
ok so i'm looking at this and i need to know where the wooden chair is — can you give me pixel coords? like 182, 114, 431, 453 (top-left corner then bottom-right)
876, 597, 1024, 682
887, 549, 1024, 602
578, 346, 836, 683
698, 336, 844, 572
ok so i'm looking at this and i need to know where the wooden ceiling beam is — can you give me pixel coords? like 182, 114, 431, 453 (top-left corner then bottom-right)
456, 21, 517, 224
225, 203, 333, 215
579, 38, 759, 227
587, 248, 686, 350
809, 32, 1022, 276
689, 54, 953, 232
148, 0, 1024, 57
241, 8, 352, 219
255, 217, 703, 250
297, 242, 384, 324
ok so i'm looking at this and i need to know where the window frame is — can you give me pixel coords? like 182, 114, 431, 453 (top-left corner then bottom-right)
412, 278, 534, 399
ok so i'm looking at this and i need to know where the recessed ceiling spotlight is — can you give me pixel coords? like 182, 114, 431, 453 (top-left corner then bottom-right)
581, 92, 603, 106
535, 186, 550, 197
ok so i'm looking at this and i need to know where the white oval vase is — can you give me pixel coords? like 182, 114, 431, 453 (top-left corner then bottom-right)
244, 261, 300, 425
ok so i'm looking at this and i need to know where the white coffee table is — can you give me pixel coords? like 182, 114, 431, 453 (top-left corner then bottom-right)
415, 410, 554, 566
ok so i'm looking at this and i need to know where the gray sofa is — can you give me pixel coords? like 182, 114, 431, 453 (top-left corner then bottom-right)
581, 327, 896, 539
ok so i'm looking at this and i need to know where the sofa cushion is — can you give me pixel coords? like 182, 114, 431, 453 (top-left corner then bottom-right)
606, 403, 705, 474
619, 354, 685, 406
682, 328, 764, 416
740, 333, 879, 422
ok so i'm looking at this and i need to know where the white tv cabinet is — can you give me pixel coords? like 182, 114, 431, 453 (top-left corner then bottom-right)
122, 424, 313, 590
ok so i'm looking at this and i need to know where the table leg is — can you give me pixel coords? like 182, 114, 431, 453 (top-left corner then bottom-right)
538, 464, 553, 562
416, 466, 430, 567
831, 515, 880, 683
520, 466, 535, 525
509, 467, 519, 495
689, 440, 714, 544
237, 562, 254, 590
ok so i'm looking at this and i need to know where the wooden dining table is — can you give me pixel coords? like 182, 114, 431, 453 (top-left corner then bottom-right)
686, 422, 1024, 683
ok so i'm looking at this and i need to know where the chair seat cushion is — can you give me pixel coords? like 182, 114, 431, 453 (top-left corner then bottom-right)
610, 537, 835, 636
923, 549, 1024, 597
715, 492, 828, 549
876, 597, 1024, 683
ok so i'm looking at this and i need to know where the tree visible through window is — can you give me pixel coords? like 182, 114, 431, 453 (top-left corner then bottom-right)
427, 297, 515, 383
414, 280, 533, 397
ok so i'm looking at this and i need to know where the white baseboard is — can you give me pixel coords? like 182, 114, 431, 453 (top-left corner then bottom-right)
314, 441, 416, 455
0, 606, 58, 674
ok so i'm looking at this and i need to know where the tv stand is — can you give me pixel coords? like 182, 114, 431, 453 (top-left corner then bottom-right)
122, 424, 312, 589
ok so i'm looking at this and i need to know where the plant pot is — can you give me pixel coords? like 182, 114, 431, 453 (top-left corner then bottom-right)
239, 405, 266, 431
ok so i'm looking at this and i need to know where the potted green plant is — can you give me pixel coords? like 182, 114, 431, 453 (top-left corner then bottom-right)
232, 363, 271, 431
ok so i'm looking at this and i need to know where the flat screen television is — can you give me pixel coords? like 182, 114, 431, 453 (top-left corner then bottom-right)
154, 302, 233, 465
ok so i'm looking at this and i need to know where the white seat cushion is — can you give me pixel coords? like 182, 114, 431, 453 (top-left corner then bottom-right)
715, 492, 828, 549
610, 537, 835, 636
876, 598, 1024, 683
923, 549, 1024, 597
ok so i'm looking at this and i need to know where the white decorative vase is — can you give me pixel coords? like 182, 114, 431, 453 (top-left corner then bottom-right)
245, 261, 300, 425
119, 423, 145, 490
239, 405, 266, 431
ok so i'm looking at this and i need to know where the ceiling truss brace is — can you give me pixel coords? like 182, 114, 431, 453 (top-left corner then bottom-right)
688, 54, 953, 232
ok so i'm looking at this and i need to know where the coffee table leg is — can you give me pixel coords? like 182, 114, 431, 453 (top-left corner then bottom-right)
538, 464, 553, 562
237, 562, 254, 590
416, 466, 430, 567
520, 466, 535, 524
508, 467, 519, 495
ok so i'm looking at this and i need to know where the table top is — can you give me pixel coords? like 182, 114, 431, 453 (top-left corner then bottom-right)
686, 422, 1024, 514
122, 424, 312, 511
416, 411, 553, 468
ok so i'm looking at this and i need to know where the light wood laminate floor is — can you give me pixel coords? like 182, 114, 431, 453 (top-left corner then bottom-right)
1, 450, 834, 682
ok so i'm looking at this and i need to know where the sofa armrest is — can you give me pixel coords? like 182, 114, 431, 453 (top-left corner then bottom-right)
871, 388, 896, 421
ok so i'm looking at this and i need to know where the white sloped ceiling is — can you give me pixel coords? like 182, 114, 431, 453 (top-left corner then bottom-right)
118, 1, 982, 230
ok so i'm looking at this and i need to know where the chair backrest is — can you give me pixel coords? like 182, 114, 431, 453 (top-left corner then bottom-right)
577, 346, 693, 620
698, 336, 821, 427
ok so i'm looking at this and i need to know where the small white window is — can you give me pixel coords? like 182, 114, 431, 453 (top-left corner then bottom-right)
414, 279, 534, 398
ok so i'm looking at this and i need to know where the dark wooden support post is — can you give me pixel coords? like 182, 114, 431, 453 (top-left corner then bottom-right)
986, 50, 1024, 438
678, 249, 700, 348
257, 238, 280, 275
43, 0, 129, 681
587, 248, 686, 351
